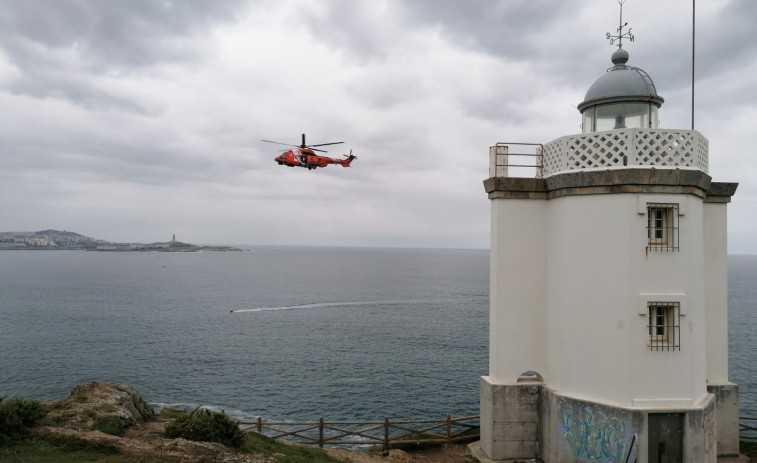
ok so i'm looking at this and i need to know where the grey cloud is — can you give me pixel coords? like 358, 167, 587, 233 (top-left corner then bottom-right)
1, 0, 246, 110
8, 73, 149, 113
2, 0, 246, 68
296, 0, 575, 63
2, 0, 756, 251
399, 0, 575, 58
695, 1, 757, 88
602, 1, 757, 98
294, 0, 397, 62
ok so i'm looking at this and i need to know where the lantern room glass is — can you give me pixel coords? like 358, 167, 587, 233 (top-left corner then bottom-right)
582, 103, 658, 133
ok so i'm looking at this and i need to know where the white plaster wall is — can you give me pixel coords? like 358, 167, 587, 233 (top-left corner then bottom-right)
703, 203, 729, 383
489, 199, 547, 383
545, 194, 637, 406
544, 193, 708, 408
630, 195, 708, 407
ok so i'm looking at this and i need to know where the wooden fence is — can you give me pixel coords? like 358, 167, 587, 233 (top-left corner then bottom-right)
239, 414, 757, 449
742, 416, 757, 441
239, 414, 480, 450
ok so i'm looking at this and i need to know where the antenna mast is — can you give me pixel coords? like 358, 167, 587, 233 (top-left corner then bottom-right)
692, 0, 696, 130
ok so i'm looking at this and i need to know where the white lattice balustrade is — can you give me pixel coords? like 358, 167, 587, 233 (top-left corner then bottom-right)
524, 129, 708, 178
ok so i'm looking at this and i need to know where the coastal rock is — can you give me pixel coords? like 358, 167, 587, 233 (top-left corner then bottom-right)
37, 382, 472, 463
46, 382, 155, 430
40, 382, 278, 462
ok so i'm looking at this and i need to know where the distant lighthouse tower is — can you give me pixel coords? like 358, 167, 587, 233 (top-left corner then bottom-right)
474, 7, 739, 463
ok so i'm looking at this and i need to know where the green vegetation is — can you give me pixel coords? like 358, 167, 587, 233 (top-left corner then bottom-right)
387, 427, 479, 452
0, 437, 146, 463
741, 438, 757, 458
0, 398, 47, 445
243, 432, 343, 462
0, 397, 347, 463
163, 407, 247, 448
91, 416, 127, 436
0, 432, 344, 463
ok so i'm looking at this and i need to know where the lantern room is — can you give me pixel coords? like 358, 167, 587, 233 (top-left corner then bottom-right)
578, 48, 664, 133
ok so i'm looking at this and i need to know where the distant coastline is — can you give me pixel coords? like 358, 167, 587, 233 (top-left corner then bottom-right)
0, 229, 241, 252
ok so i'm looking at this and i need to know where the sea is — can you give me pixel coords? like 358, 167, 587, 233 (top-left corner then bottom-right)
0, 248, 755, 423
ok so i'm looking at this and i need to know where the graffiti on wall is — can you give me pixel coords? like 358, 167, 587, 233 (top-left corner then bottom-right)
559, 402, 631, 462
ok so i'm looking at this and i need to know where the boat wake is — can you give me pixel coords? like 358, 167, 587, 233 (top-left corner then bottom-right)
230, 296, 482, 313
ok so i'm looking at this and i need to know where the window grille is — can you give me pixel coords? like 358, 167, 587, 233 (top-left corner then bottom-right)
647, 302, 680, 351
647, 203, 679, 251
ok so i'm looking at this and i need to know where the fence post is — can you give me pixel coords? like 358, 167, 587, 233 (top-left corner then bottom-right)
446, 414, 452, 447
384, 417, 390, 452
256, 416, 262, 433
319, 417, 324, 448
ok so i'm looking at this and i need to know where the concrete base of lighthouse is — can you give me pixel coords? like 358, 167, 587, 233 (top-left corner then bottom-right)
707, 383, 741, 457
478, 377, 541, 461
476, 376, 719, 462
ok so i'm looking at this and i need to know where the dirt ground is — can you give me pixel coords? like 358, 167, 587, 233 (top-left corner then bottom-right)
325, 444, 475, 463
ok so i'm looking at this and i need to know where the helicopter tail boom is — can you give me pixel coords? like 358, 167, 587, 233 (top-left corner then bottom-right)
338, 151, 357, 167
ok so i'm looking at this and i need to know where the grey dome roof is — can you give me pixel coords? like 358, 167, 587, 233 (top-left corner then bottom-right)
577, 50, 664, 112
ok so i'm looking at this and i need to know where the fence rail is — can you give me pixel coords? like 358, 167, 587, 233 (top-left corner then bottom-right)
240, 414, 480, 449
741, 416, 757, 441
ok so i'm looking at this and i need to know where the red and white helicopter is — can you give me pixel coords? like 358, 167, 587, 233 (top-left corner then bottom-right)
263, 134, 357, 170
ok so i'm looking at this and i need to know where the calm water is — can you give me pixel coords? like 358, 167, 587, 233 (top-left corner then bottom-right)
0, 249, 755, 420
0, 247, 488, 421
726, 255, 757, 417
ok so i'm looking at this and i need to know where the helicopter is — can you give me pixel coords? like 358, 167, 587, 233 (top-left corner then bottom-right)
262, 134, 357, 170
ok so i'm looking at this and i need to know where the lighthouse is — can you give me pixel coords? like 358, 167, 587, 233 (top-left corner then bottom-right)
474, 9, 739, 463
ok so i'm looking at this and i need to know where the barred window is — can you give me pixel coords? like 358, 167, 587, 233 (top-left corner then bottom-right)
648, 302, 680, 351
647, 203, 679, 251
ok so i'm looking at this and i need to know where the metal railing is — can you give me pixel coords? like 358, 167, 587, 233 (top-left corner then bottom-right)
489, 143, 544, 178
240, 414, 480, 450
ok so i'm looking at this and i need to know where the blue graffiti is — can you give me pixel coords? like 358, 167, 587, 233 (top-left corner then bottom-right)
560, 404, 628, 462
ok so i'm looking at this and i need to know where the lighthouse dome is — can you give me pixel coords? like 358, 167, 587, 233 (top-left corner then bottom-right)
578, 49, 664, 132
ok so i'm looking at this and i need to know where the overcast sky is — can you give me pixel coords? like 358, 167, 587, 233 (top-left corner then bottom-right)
1, 0, 755, 251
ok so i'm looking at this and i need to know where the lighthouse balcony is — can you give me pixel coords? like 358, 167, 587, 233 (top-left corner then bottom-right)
490, 128, 708, 179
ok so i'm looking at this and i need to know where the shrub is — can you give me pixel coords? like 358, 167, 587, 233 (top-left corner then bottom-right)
164, 408, 246, 448
91, 415, 127, 436
0, 397, 47, 445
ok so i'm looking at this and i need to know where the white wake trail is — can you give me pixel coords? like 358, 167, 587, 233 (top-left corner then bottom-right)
229, 296, 481, 313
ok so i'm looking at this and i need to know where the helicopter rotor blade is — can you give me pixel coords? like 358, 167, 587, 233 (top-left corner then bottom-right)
309, 141, 344, 147
261, 140, 299, 147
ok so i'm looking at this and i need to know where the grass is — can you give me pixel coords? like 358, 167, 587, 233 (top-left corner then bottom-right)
243, 433, 344, 462
0, 431, 344, 463
0, 436, 130, 463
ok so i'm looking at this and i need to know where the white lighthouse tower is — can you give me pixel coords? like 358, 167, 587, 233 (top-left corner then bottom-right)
473, 10, 739, 463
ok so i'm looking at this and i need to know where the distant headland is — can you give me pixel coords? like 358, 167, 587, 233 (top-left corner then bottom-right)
0, 229, 241, 252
